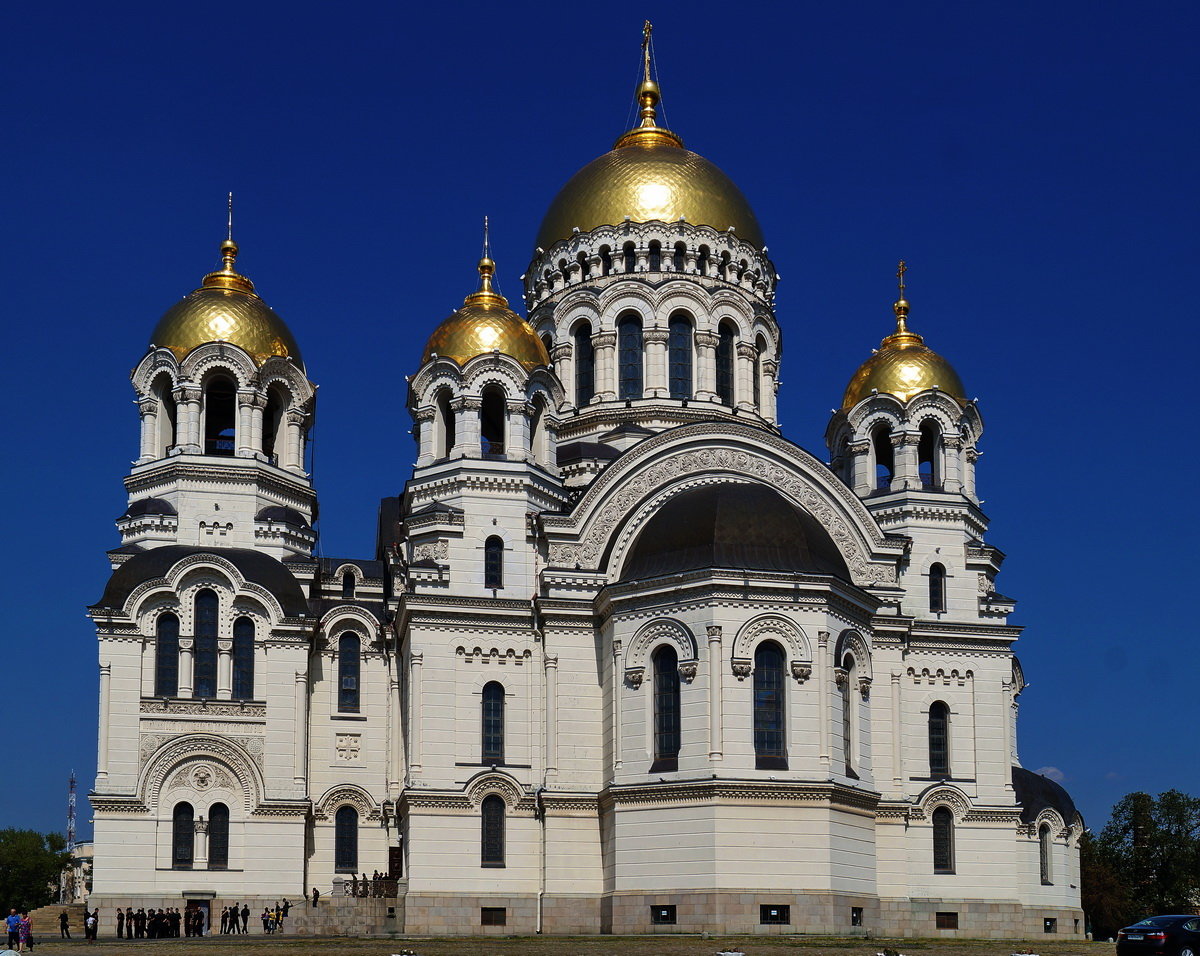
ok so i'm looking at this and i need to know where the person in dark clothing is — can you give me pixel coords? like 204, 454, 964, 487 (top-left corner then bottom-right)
58, 912, 70, 940
124, 909, 133, 939
116, 909, 124, 939
281, 899, 290, 918
311, 887, 320, 908
240, 904, 250, 934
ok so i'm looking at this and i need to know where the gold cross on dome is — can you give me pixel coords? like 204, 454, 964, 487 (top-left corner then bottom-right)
642, 21, 652, 82
896, 259, 907, 298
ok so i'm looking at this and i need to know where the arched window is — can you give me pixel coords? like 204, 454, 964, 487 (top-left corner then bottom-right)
484, 536, 503, 589
622, 241, 636, 273
193, 589, 218, 699
540, 333, 553, 359
481, 794, 505, 866
341, 570, 356, 600
652, 645, 681, 772
208, 803, 229, 870
482, 681, 505, 764
435, 388, 455, 459
262, 387, 286, 465
872, 423, 894, 490
919, 420, 943, 490
232, 616, 254, 701
481, 386, 506, 457
842, 653, 857, 776
529, 395, 547, 465
1039, 823, 1053, 884
338, 633, 360, 712
172, 802, 194, 869
929, 563, 947, 614
929, 701, 950, 777
753, 642, 787, 769
668, 312, 693, 400
716, 322, 735, 405
155, 613, 179, 698
696, 245, 710, 276
334, 805, 358, 873
577, 251, 590, 279
599, 245, 613, 276
932, 807, 955, 873
754, 334, 767, 409
574, 323, 595, 406
648, 240, 661, 272
617, 313, 643, 400
202, 374, 237, 456
673, 242, 687, 273
719, 250, 732, 279
151, 373, 177, 459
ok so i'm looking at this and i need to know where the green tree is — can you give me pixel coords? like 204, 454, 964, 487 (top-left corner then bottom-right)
1097, 790, 1200, 919
0, 829, 72, 911
1079, 828, 1133, 940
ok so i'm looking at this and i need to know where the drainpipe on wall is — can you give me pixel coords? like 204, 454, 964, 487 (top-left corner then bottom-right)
535, 785, 546, 933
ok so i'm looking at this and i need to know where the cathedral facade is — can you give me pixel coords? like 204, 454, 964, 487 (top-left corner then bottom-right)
89, 35, 1083, 939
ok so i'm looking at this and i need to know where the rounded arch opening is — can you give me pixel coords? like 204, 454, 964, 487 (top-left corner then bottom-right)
480, 385, 506, 457
871, 422, 894, 490
150, 371, 177, 459
617, 311, 643, 400
919, 419, 943, 490
202, 373, 237, 457
574, 321, 595, 406
716, 321, 736, 405
262, 384, 289, 464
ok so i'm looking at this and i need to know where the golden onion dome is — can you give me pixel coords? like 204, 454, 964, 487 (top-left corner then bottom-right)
842, 298, 966, 410
422, 257, 550, 371
149, 239, 303, 369
534, 50, 763, 252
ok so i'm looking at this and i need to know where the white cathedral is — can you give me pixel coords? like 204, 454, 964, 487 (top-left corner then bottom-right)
88, 31, 1084, 939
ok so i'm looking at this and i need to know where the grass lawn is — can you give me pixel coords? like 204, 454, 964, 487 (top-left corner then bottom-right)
26, 936, 1117, 956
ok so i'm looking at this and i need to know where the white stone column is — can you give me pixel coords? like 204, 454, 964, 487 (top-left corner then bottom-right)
735, 342, 757, 410
285, 409, 306, 474
694, 331, 718, 401
175, 386, 203, 453
236, 390, 257, 458
817, 631, 831, 769
545, 655, 558, 774
250, 395, 267, 460
217, 639, 233, 699
137, 398, 158, 463
890, 671, 903, 792
707, 626, 723, 761
414, 408, 436, 468
97, 662, 111, 783
761, 360, 779, 422
643, 328, 669, 398
193, 817, 208, 868
507, 400, 529, 461
964, 447, 980, 501
389, 673, 405, 792
453, 398, 480, 458
849, 441, 872, 497
409, 651, 423, 776
611, 640, 623, 771
893, 431, 920, 491
178, 638, 194, 698
551, 343, 574, 411
941, 435, 963, 494
1002, 679, 1015, 791
593, 332, 617, 401
294, 670, 309, 788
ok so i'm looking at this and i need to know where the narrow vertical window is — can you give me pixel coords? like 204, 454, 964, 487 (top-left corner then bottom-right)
919, 420, 943, 490
1039, 823, 1053, 884
481, 794, 505, 866
929, 563, 947, 613
480, 386, 506, 457
932, 807, 955, 873
202, 374, 237, 456
574, 323, 595, 406
622, 241, 636, 273
342, 570, 355, 600
155, 613, 179, 698
339, 633, 360, 712
618, 313, 643, 400
484, 536, 503, 589
872, 423, 894, 490
648, 240, 661, 272
482, 681, 505, 764
673, 242, 687, 272
668, 312, 693, 400
599, 245, 613, 276
753, 642, 787, 769
696, 245, 710, 276
335, 805, 358, 873
716, 322, 735, 405
436, 388, 455, 458
929, 701, 950, 777
651, 645, 681, 772
842, 654, 856, 775
577, 251, 590, 278
232, 616, 254, 701
208, 803, 229, 870
172, 802, 194, 869
151, 373, 177, 458
754, 335, 767, 409
262, 387, 285, 464
193, 589, 218, 699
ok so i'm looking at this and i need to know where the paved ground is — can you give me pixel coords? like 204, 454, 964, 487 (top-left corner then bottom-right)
24, 936, 1117, 956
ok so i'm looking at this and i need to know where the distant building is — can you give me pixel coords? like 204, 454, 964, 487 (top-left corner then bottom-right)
87, 29, 1082, 938
61, 841, 92, 904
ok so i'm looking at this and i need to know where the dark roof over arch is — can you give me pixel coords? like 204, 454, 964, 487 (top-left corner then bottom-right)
255, 505, 311, 529
619, 484, 850, 582
92, 545, 308, 616
121, 497, 177, 519
1012, 766, 1080, 826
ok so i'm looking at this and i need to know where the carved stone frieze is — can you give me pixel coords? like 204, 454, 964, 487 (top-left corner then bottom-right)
140, 698, 266, 718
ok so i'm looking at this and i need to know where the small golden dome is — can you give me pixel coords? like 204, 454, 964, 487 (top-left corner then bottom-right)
422, 257, 550, 371
149, 240, 303, 369
842, 298, 966, 410
534, 31, 763, 252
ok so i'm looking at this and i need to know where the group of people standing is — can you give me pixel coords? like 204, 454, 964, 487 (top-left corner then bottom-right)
112, 905, 204, 938
256, 900, 290, 934
6, 909, 33, 952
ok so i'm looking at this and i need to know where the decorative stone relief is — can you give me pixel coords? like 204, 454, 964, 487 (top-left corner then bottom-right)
731, 660, 752, 681
624, 666, 644, 689
790, 661, 812, 683
412, 539, 449, 563
678, 661, 697, 683
336, 734, 362, 764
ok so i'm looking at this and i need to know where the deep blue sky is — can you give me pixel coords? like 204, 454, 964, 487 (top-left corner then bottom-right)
3, 1, 1196, 839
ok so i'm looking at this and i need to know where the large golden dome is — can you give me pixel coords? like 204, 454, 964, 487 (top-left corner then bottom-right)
149, 240, 303, 369
423, 257, 550, 371
534, 72, 763, 252
842, 300, 966, 410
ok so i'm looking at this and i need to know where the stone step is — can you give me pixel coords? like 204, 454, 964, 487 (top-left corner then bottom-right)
27, 902, 87, 937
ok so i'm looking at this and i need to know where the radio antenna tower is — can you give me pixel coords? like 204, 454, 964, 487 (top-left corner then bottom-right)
67, 772, 77, 852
